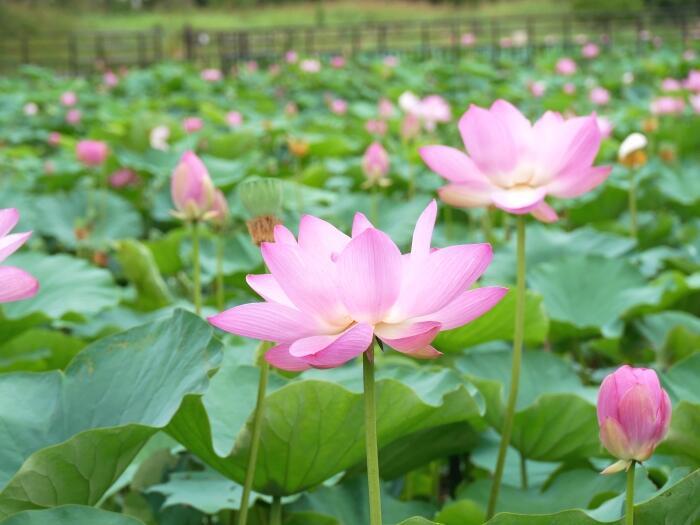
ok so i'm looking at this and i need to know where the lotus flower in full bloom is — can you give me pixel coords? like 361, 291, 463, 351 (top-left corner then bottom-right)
60, 91, 77, 107
170, 151, 217, 222
555, 57, 577, 76
597, 365, 671, 473
209, 201, 507, 370
0, 209, 39, 303
581, 42, 600, 59
76, 140, 109, 167
420, 100, 611, 222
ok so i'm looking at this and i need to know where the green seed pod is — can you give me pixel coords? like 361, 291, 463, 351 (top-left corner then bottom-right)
237, 177, 283, 219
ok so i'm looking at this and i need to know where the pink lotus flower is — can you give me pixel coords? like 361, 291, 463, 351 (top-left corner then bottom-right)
300, 59, 321, 73
461, 32, 476, 47
589, 87, 610, 106
183, 117, 203, 133
499, 37, 513, 48
555, 57, 577, 76
398, 92, 450, 132
23, 102, 38, 116
581, 42, 600, 58
596, 115, 614, 139
60, 91, 77, 107
383, 55, 399, 68
245, 61, 259, 73
378, 98, 394, 119
285, 50, 298, 64
529, 81, 546, 98
226, 111, 243, 127
330, 98, 348, 115
171, 151, 217, 222
330, 55, 346, 69
109, 169, 139, 188
103, 71, 119, 88
661, 78, 682, 92
690, 94, 700, 114
76, 140, 109, 167
685, 70, 700, 92
683, 50, 696, 61
268, 64, 281, 75
0, 209, 39, 303
420, 100, 611, 223
48, 132, 61, 146
597, 365, 671, 472
401, 113, 421, 141
365, 119, 388, 136
201, 68, 223, 82
66, 109, 81, 125
563, 82, 576, 95
208, 201, 507, 370
650, 96, 685, 115
362, 142, 390, 186
210, 189, 229, 227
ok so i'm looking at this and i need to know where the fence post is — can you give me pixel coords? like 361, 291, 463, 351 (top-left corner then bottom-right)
352, 26, 360, 56
635, 15, 644, 53
137, 32, 147, 67
490, 18, 499, 63
183, 25, 195, 62
377, 24, 387, 54
68, 33, 78, 74
153, 25, 163, 63
421, 22, 430, 58
452, 21, 460, 61
21, 35, 29, 64
562, 16, 571, 51
526, 16, 535, 64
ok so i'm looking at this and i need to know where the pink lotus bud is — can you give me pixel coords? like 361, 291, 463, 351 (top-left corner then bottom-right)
226, 111, 243, 127
581, 42, 600, 59
76, 140, 109, 167
563, 82, 576, 95
285, 102, 298, 117
365, 119, 388, 136
61, 91, 77, 107
597, 365, 671, 473
400, 113, 421, 141
183, 117, 203, 134
330, 98, 348, 115
245, 61, 259, 73
499, 36, 513, 48
378, 98, 394, 119
66, 109, 82, 125
103, 71, 119, 88
362, 142, 390, 185
171, 151, 217, 222
685, 70, 700, 92
210, 189, 229, 227
556, 57, 577, 76
383, 55, 399, 68
650, 96, 685, 115
589, 86, 610, 106
461, 32, 476, 47
300, 59, 321, 73
661, 78, 681, 92
690, 94, 700, 114
201, 68, 223, 82
285, 50, 298, 64
48, 132, 61, 146
330, 55, 346, 69
529, 80, 546, 98
23, 102, 38, 116
109, 169, 139, 188
268, 63, 281, 75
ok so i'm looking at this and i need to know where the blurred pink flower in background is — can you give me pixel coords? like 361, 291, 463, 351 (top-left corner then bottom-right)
61, 91, 77, 106
268, 63, 281, 75
170, 151, 217, 222
330, 98, 348, 115
499, 36, 513, 48
330, 55, 346, 69
589, 87, 611, 106
596, 115, 614, 139
23, 102, 38, 116
103, 71, 119, 88
661, 78, 682, 92
365, 119, 388, 136
461, 32, 476, 47
208, 200, 506, 370
44, 160, 56, 175
683, 49, 696, 61
597, 365, 671, 473
378, 98, 394, 119
420, 100, 611, 223
685, 70, 700, 92
581, 42, 600, 58
362, 142, 390, 187
150, 125, 170, 151
401, 114, 421, 141
563, 82, 576, 95
690, 94, 700, 114
383, 55, 399, 68
285, 50, 298, 63
245, 61, 259, 73
398, 92, 450, 132
183, 117, 203, 133
529, 81, 546, 98
226, 111, 243, 127
76, 140, 109, 167
109, 169, 140, 188
650, 96, 685, 115
555, 57, 577, 76
66, 109, 82, 125
0, 208, 39, 303
300, 59, 321, 73
285, 101, 298, 117
48, 132, 61, 146
201, 68, 223, 82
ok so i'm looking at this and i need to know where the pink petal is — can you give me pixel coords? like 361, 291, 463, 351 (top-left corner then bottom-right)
459, 104, 518, 175
265, 344, 311, 371
489, 99, 532, 155
419, 145, 491, 185
300, 323, 374, 368
0, 266, 39, 303
437, 183, 492, 209
273, 225, 297, 245
297, 215, 350, 261
336, 228, 402, 324
530, 201, 559, 223
246, 274, 294, 307
261, 242, 348, 325
410, 200, 437, 257
208, 302, 323, 343
535, 115, 602, 179
597, 372, 621, 426
547, 166, 611, 199
0, 231, 32, 264
0, 208, 19, 238
418, 286, 508, 330
491, 186, 547, 214
618, 385, 658, 448
392, 243, 494, 320
653, 389, 672, 443
400, 344, 443, 359
600, 416, 632, 460
352, 212, 375, 237
375, 320, 441, 352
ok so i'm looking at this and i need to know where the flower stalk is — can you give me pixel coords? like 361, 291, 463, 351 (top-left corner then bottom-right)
487, 215, 526, 518
191, 220, 202, 316
364, 343, 382, 525
270, 495, 282, 525
626, 461, 636, 525
216, 235, 225, 310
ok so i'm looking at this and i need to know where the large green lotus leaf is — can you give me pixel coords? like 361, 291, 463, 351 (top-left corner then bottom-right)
0, 310, 221, 517
114, 239, 173, 311
635, 311, 700, 365
0, 328, 85, 373
484, 225, 635, 285
658, 354, 700, 466
484, 468, 700, 525
288, 476, 436, 525
396, 519, 438, 525
1, 253, 121, 321
456, 347, 600, 461
32, 190, 143, 249
434, 291, 549, 351
167, 359, 483, 495
148, 470, 244, 514
657, 161, 700, 206
0, 505, 144, 525
528, 256, 663, 335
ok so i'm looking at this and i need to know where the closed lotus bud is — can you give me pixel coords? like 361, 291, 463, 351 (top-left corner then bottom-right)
597, 365, 671, 474
618, 133, 648, 168
238, 177, 283, 245
210, 189, 229, 228
76, 140, 109, 167
362, 142, 390, 188
171, 151, 216, 222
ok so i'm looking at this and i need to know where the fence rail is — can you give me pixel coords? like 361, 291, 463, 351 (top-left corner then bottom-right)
1, 9, 699, 74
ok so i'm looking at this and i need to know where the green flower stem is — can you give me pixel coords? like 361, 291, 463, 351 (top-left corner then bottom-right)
487, 215, 526, 519
238, 342, 272, 525
629, 168, 638, 239
520, 451, 528, 489
216, 234, 225, 310
364, 344, 382, 525
626, 461, 636, 525
270, 495, 282, 525
191, 220, 202, 316
370, 186, 379, 225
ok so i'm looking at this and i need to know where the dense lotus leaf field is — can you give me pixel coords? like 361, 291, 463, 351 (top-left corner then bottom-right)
0, 42, 699, 525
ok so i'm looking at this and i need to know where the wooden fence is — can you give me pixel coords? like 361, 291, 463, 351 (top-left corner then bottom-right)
1, 9, 699, 74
